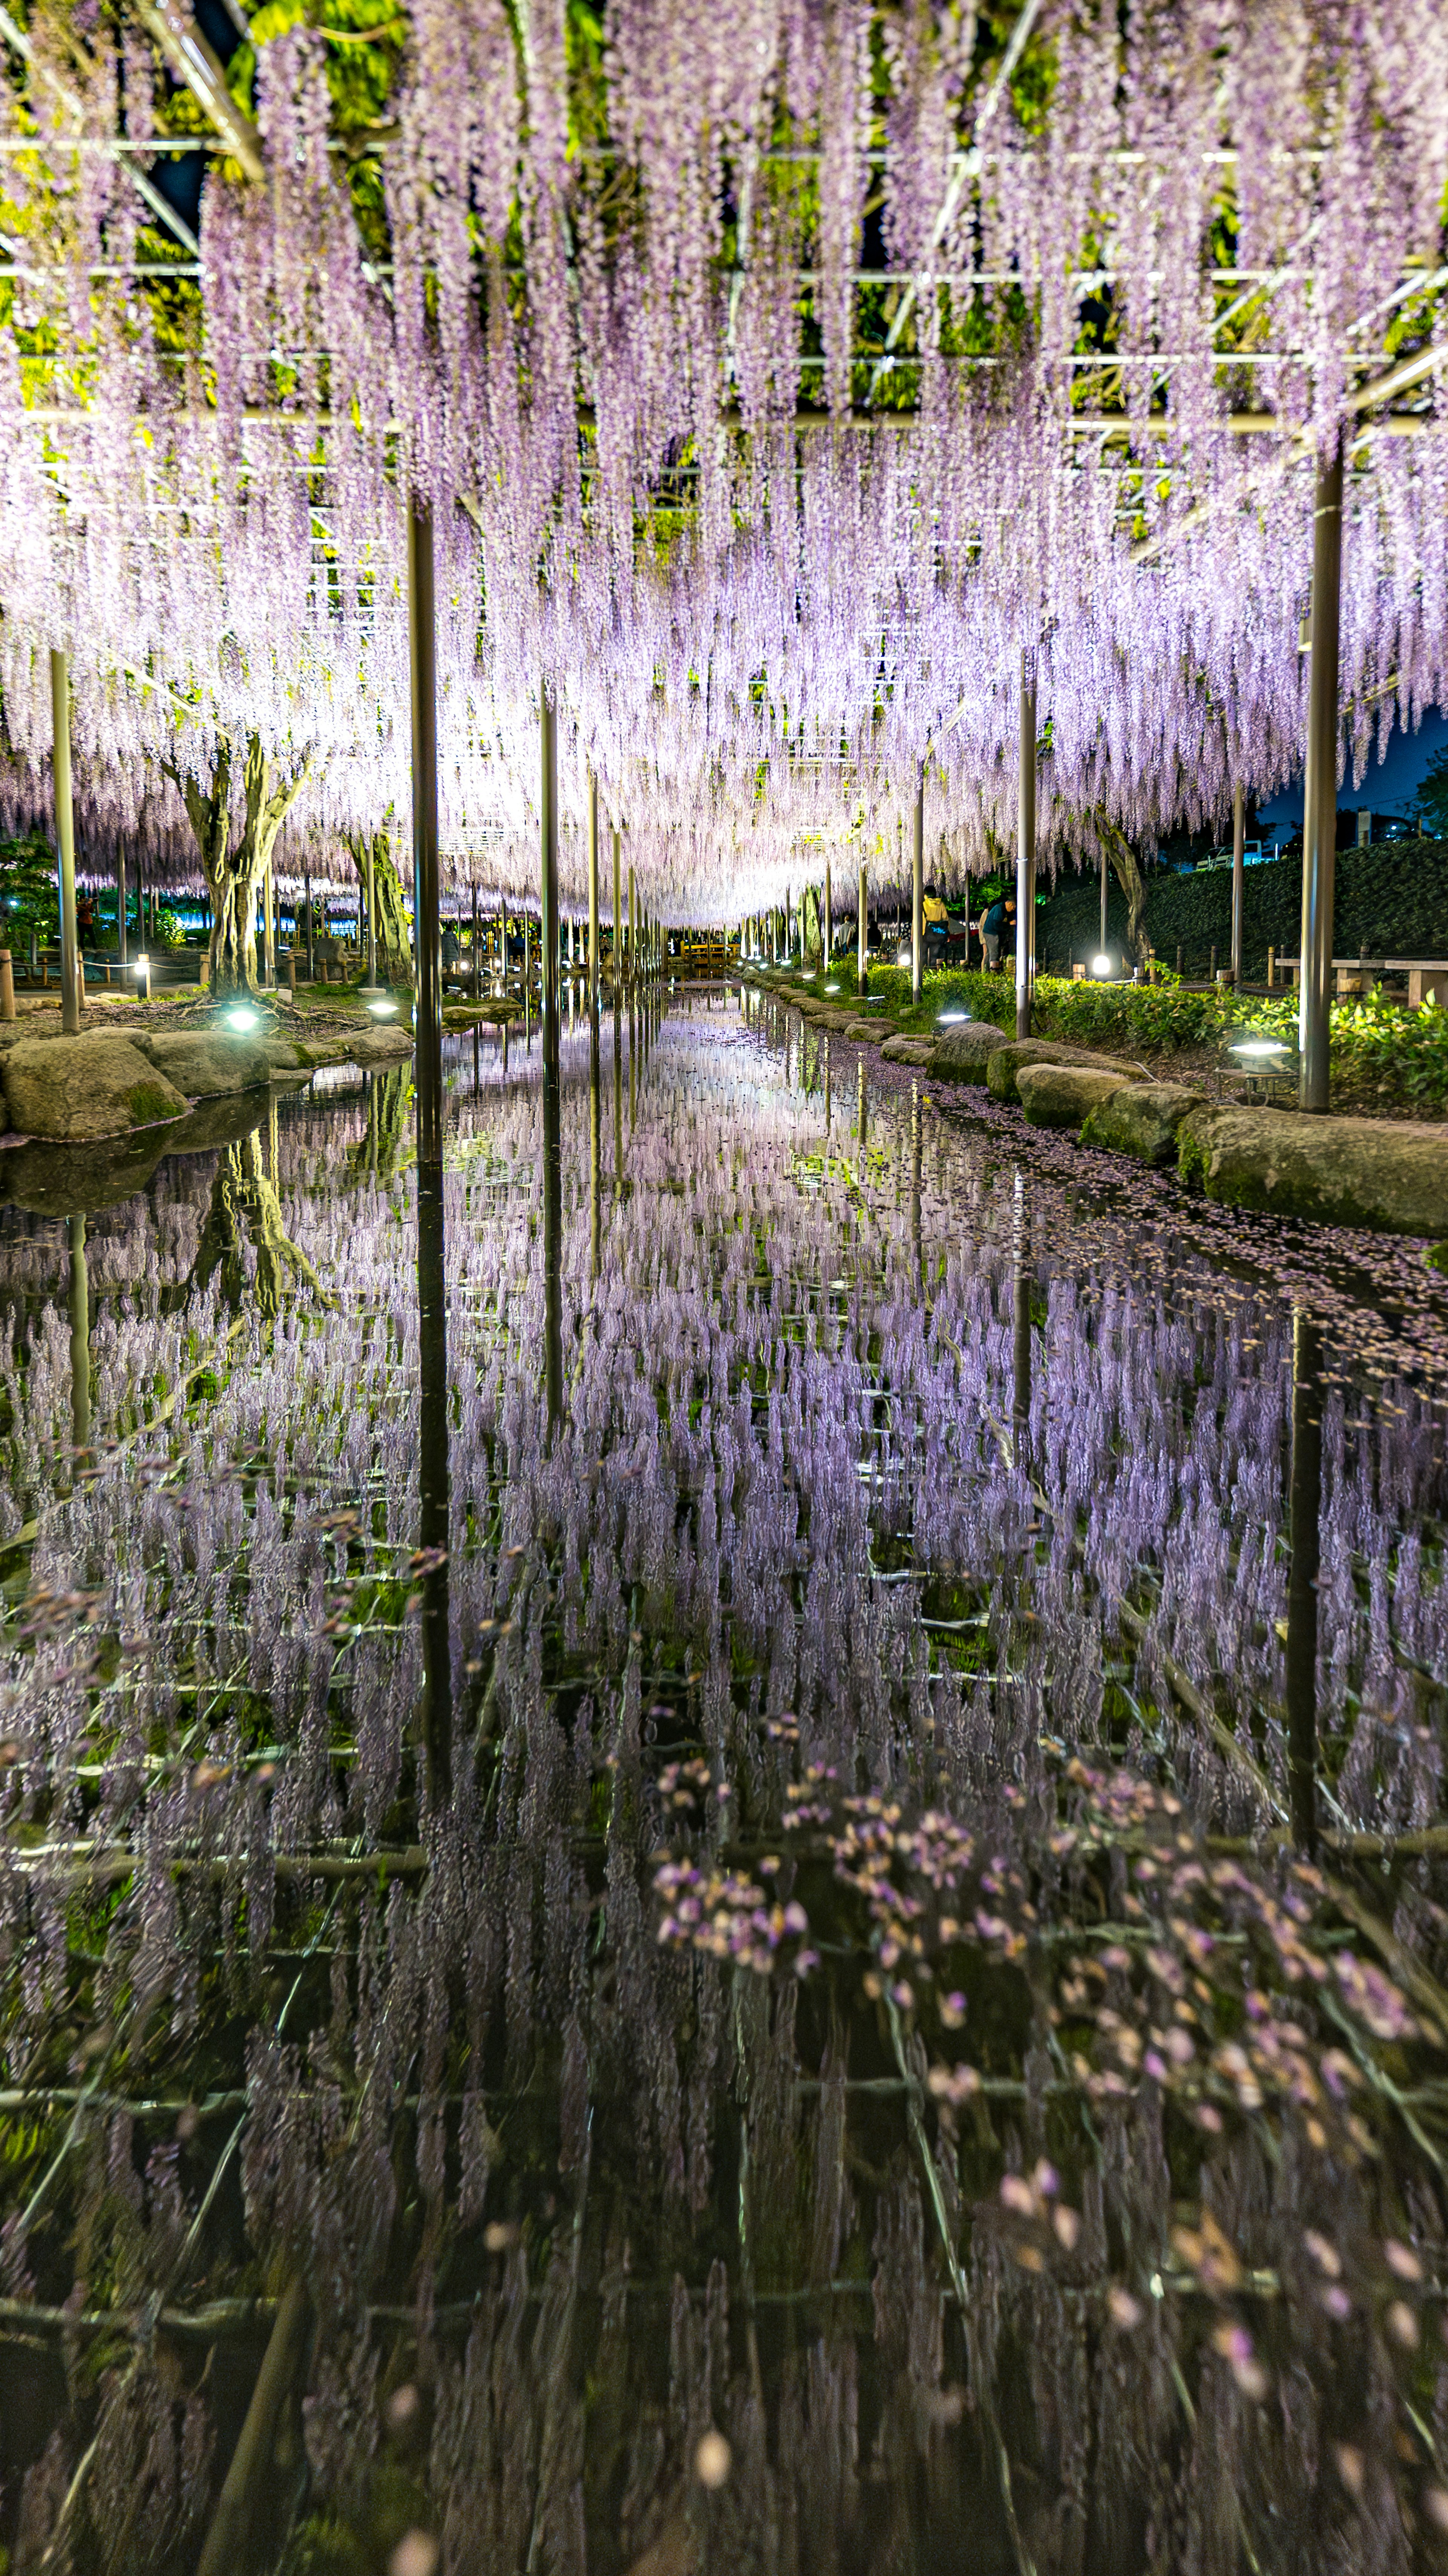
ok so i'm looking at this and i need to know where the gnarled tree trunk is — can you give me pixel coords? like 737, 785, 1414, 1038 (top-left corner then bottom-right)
345, 829, 412, 975
165, 734, 310, 993
1092, 810, 1150, 964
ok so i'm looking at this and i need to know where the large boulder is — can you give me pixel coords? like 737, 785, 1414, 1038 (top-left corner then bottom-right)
348, 1025, 415, 1067
1081, 1081, 1206, 1166
931, 1021, 1012, 1080
0, 1035, 187, 1142
1015, 1063, 1132, 1128
1178, 1106, 1448, 1237
131, 1030, 273, 1097
985, 1036, 1147, 1105
880, 1035, 936, 1067
843, 1020, 881, 1041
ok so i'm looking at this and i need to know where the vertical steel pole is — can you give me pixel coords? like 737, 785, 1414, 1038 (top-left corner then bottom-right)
612, 826, 622, 990
587, 766, 600, 1009
366, 839, 378, 988
628, 864, 637, 988
1299, 441, 1343, 1112
540, 684, 560, 1073
911, 766, 923, 1004
1016, 648, 1037, 1041
263, 853, 276, 988
857, 858, 867, 995
824, 863, 832, 969
1100, 841, 1108, 961
1230, 781, 1245, 987
117, 835, 128, 969
410, 496, 443, 1163
51, 649, 80, 1034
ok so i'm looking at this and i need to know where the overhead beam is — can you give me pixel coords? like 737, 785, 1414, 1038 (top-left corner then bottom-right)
129, 0, 265, 185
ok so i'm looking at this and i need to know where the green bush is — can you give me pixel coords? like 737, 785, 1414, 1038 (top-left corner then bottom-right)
0, 831, 57, 948
860, 962, 1448, 1110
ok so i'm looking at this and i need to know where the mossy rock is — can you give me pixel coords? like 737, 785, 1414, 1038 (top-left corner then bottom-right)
1015, 1064, 1132, 1128
132, 1031, 274, 1098
1080, 1081, 1207, 1166
1177, 1105, 1448, 1236
931, 1022, 1012, 1081
985, 1037, 1147, 1105
1, 1034, 187, 1141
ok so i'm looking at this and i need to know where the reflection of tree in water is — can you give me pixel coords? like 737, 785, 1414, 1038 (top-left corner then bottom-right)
344, 1065, 414, 1187
191, 1131, 330, 1319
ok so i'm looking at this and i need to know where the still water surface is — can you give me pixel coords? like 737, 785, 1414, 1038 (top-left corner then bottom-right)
0, 985, 1445, 2576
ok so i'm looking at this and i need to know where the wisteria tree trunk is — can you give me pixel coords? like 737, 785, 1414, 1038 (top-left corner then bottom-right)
165, 735, 310, 994
1092, 811, 1150, 964
345, 828, 412, 972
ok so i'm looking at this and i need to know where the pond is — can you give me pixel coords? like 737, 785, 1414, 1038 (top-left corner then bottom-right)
0, 983, 1446, 2576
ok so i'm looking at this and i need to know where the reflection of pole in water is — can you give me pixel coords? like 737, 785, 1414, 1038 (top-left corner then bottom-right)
68, 1211, 90, 1460
541, 682, 564, 1439
824, 1033, 831, 1134
543, 1060, 564, 1437
416, 1159, 452, 1802
628, 998, 637, 1132
910, 1081, 923, 1288
1287, 1306, 1323, 1854
613, 1003, 623, 1181
589, 1003, 602, 1282
410, 493, 450, 1800
1012, 1171, 1031, 1463
856, 1054, 867, 1191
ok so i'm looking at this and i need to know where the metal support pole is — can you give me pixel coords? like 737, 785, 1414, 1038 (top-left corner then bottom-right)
263, 853, 276, 989
612, 826, 622, 990
409, 495, 443, 1165
51, 649, 80, 1034
1100, 840, 1108, 961
911, 770, 923, 1004
305, 866, 314, 983
628, 864, 637, 988
1300, 441, 1343, 1112
117, 835, 128, 969
587, 766, 600, 1008
1230, 781, 1245, 987
1016, 648, 1037, 1041
857, 859, 868, 995
541, 684, 560, 1073
824, 863, 832, 967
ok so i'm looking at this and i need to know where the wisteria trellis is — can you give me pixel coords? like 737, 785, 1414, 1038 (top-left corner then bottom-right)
0, 1, 1444, 910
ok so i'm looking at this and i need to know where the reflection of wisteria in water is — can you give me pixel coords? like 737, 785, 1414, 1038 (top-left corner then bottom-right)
0, 989, 1445, 2574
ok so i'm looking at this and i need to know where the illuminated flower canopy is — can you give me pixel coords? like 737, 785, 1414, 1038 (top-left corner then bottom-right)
0, 0, 1443, 910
